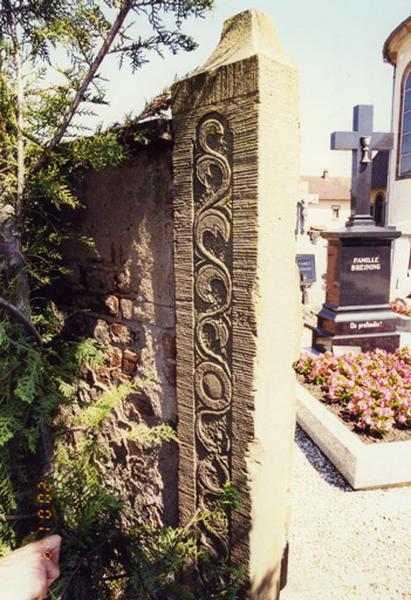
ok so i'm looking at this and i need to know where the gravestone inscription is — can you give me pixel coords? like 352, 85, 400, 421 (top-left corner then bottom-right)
313, 105, 401, 353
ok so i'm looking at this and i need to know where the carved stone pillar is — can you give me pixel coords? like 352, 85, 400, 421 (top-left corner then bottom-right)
172, 10, 300, 598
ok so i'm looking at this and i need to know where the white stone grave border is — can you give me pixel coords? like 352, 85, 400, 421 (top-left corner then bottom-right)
296, 381, 411, 490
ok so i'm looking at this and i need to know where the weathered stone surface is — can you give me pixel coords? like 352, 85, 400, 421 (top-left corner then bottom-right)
94, 319, 111, 345
110, 346, 123, 369
197, 9, 289, 73
122, 349, 139, 375
121, 298, 133, 320
57, 391, 178, 531
110, 322, 133, 345
105, 294, 119, 316
172, 9, 300, 598
111, 370, 132, 386
59, 141, 178, 527
94, 366, 111, 387
161, 333, 176, 360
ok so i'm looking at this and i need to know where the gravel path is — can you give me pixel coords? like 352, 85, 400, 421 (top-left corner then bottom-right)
280, 426, 411, 600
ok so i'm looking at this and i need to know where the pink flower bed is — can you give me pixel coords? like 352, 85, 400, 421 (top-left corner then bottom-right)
390, 297, 411, 317
293, 348, 411, 437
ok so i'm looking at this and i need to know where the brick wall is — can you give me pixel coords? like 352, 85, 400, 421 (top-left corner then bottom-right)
59, 137, 178, 526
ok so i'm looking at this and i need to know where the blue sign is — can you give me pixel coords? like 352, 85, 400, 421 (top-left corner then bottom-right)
296, 254, 316, 284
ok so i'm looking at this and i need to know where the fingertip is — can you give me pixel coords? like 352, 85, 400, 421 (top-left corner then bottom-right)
43, 534, 62, 551
45, 558, 61, 585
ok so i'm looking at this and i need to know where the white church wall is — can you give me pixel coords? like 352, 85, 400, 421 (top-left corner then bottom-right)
386, 33, 411, 298
297, 181, 350, 307
299, 200, 350, 306
387, 35, 411, 227
307, 200, 350, 229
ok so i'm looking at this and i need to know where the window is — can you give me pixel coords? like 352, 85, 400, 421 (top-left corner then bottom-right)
331, 205, 340, 220
399, 68, 411, 177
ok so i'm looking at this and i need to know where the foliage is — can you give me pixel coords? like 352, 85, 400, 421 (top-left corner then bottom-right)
0, 320, 105, 551
0, 3, 247, 599
1, 0, 215, 298
48, 388, 244, 599
72, 383, 134, 430
294, 348, 411, 436
126, 422, 178, 448
0, 310, 243, 598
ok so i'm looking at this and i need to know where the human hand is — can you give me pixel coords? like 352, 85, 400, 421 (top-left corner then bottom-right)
0, 534, 61, 600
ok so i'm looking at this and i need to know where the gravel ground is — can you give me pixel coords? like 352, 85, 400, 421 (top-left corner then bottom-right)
280, 426, 411, 600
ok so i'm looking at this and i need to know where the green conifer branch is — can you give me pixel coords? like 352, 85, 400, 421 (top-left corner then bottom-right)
0, 295, 42, 345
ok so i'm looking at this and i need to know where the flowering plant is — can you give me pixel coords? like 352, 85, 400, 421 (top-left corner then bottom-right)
390, 297, 411, 317
293, 348, 411, 436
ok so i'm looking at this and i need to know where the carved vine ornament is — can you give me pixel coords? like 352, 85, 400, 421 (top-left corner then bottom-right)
193, 114, 233, 562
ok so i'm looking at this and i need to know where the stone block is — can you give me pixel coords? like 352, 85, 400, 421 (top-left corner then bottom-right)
86, 266, 116, 292
110, 346, 123, 369
161, 333, 176, 359
94, 319, 111, 345
111, 370, 131, 386
110, 323, 133, 345
165, 361, 176, 386
122, 350, 139, 375
131, 301, 175, 329
115, 269, 132, 293
121, 298, 133, 320
94, 366, 111, 387
396, 314, 411, 332
105, 295, 119, 316
59, 117, 177, 530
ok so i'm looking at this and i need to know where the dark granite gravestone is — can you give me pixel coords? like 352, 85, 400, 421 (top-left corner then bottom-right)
312, 105, 401, 353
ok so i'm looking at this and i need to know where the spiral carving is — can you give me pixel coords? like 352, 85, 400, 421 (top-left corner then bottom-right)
193, 114, 233, 561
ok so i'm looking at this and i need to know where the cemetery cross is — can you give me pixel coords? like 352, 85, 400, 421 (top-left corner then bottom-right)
331, 104, 393, 227
312, 104, 401, 354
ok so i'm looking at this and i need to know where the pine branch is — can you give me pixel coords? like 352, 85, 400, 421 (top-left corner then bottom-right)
2, 0, 32, 317
53, 427, 84, 438
3, 0, 25, 226
0, 513, 35, 522
0, 295, 42, 345
101, 573, 127, 582
58, 536, 117, 599
32, 0, 134, 175
135, 91, 171, 122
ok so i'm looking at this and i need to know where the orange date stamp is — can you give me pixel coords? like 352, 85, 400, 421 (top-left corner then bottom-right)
36, 480, 54, 559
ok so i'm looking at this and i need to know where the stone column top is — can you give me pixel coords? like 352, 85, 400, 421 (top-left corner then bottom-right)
196, 9, 291, 73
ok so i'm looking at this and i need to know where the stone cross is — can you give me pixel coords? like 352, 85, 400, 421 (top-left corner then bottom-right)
331, 105, 393, 227
172, 9, 300, 598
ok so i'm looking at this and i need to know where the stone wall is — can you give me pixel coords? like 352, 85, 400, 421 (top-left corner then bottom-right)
59, 135, 178, 526
56, 13, 300, 595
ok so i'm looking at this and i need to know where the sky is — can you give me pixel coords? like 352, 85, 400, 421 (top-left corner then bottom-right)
90, 0, 411, 177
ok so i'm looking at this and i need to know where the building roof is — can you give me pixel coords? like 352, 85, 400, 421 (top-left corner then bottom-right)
302, 156, 389, 201
371, 151, 389, 189
383, 16, 411, 65
301, 173, 351, 200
